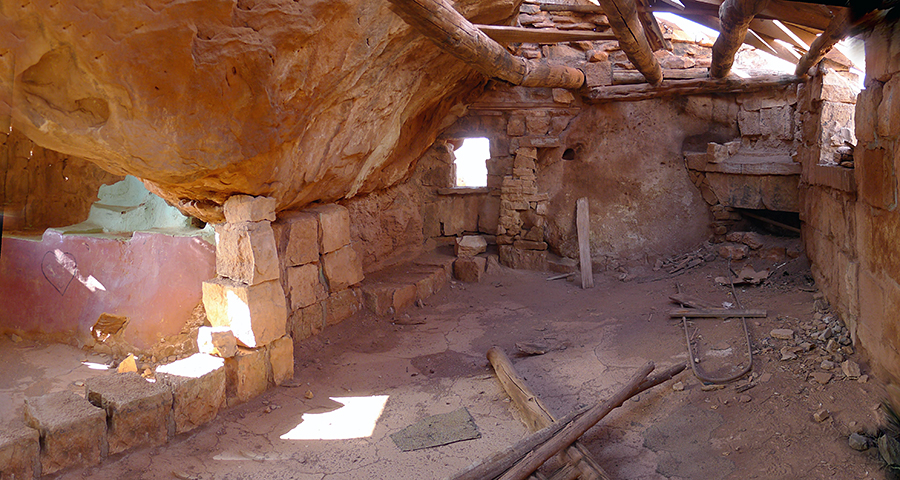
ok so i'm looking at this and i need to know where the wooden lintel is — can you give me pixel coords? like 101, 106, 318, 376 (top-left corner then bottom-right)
584, 74, 801, 103
539, 4, 605, 13
794, 8, 850, 76
476, 25, 616, 44
597, 0, 663, 85
710, 0, 771, 78
613, 67, 710, 84
387, 0, 584, 89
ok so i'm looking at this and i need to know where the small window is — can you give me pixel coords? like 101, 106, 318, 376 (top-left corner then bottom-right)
453, 138, 489, 187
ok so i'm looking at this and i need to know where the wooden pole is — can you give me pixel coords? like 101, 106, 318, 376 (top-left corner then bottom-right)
387, 0, 584, 89
576, 198, 593, 289
709, 0, 770, 78
496, 363, 656, 480
584, 74, 801, 103
596, 0, 663, 85
794, 9, 850, 77
450, 362, 686, 480
487, 347, 613, 480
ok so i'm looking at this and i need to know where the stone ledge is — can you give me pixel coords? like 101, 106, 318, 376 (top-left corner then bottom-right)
807, 164, 857, 193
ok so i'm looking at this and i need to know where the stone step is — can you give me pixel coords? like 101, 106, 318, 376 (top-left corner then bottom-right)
360, 252, 454, 316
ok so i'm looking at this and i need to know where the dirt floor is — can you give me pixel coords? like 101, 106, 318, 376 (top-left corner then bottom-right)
6, 239, 893, 479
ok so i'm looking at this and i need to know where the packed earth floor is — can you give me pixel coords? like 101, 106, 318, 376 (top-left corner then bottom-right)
8, 240, 893, 480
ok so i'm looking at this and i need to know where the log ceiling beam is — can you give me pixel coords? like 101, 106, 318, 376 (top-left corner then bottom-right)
584, 74, 801, 103
597, 0, 663, 85
476, 25, 616, 44
794, 8, 851, 76
710, 0, 771, 78
387, 0, 584, 89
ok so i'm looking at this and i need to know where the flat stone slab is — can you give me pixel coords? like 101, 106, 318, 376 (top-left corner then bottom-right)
24, 391, 107, 475
156, 354, 226, 434
85, 372, 173, 454
0, 421, 40, 479
390, 408, 480, 452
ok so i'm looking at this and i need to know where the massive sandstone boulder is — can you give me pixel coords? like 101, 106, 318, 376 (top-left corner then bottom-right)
2, 0, 519, 222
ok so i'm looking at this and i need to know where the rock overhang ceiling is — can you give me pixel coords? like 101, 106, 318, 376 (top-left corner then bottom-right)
2, 0, 520, 223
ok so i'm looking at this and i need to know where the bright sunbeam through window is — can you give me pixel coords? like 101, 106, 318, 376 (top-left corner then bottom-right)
281, 395, 389, 441
454, 138, 489, 187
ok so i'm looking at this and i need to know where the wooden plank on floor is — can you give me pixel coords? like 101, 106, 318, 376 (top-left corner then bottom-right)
476, 25, 615, 44
669, 308, 767, 318
577, 197, 593, 289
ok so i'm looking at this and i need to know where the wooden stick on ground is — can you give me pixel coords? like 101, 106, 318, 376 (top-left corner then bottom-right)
576, 198, 593, 289
669, 308, 766, 318
451, 362, 686, 480
487, 347, 612, 480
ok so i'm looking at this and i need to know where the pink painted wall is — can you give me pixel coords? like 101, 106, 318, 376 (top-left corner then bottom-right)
0, 229, 215, 350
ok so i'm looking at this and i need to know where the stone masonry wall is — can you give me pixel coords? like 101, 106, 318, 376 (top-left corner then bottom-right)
801, 19, 900, 392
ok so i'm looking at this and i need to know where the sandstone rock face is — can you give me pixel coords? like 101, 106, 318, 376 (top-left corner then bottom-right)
6, 0, 519, 222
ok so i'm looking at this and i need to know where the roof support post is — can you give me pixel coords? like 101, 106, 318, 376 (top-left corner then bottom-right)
387, 0, 584, 89
597, 0, 662, 85
709, 0, 770, 78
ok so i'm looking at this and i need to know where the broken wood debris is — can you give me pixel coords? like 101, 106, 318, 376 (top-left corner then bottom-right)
670, 308, 767, 318
487, 347, 612, 480
452, 361, 686, 480
668, 292, 717, 310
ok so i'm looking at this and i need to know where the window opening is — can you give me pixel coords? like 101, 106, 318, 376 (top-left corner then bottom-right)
453, 138, 489, 187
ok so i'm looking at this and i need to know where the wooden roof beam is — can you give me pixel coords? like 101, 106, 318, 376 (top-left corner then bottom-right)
597, 0, 663, 85
795, 8, 850, 76
585, 74, 801, 103
710, 0, 771, 78
387, 0, 584, 89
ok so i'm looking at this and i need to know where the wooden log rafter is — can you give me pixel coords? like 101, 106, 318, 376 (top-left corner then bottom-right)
585, 74, 801, 103
710, 0, 771, 78
597, 0, 663, 85
387, 0, 584, 89
794, 8, 850, 76
476, 25, 616, 44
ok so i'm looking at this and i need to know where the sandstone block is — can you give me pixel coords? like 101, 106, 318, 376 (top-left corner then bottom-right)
478, 195, 500, 234
223, 195, 276, 223
455, 235, 487, 257
0, 422, 40, 480
308, 204, 351, 254
215, 221, 280, 285
878, 75, 900, 139
225, 347, 270, 404
587, 50, 609, 62
268, 335, 294, 386
738, 110, 761, 136
454, 256, 486, 282
272, 211, 319, 267
322, 245, 364, 292
513, 239, 548, 251
156, 354, 226, 434
499, 245, 548, 270
362, 283, 395, 316
507, 115, 526, 137
202, 277, 287, 348
84, 373, 173, 454
197, 326, 238, 358
526, 114, 551, 136
287, 263, 326, 310
291, 304, 324, 341
717, 243, 749, 260
325, 287, 361, 326
24, 391, 107, 475
552, 88, 575, 104
583, 61, 613, 87
393, 283, 418, 313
